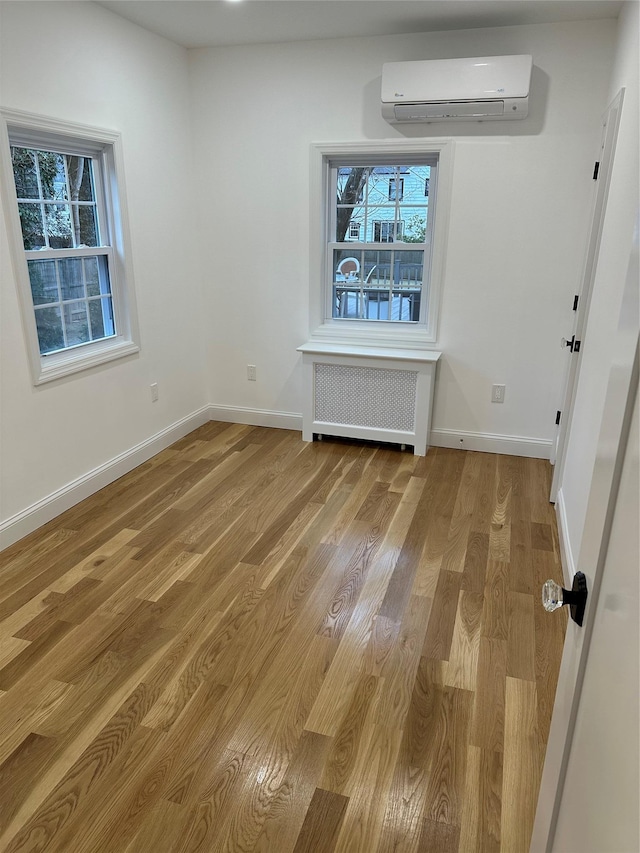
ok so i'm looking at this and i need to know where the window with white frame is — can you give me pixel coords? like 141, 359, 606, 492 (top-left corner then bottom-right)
1, 110, 139, 384
310, 141, 452, 345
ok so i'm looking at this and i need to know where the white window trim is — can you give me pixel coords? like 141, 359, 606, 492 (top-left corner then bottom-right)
0, 108, 140, 385
309, 139, 453, 350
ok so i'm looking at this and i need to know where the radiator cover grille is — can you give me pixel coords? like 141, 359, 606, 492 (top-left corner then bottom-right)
314, 363, 417, 432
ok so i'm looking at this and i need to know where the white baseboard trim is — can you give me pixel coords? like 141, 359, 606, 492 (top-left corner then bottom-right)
430, 428, 552, 459
554, 486, 575, 587
0, 406, 211, 551
208, 404, 303, 431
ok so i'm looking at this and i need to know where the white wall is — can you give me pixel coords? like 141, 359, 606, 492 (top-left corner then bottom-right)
559, 0, 639, 568
189, 20, 616, 452
0, 2, 208, 542
0, 6, 623, 546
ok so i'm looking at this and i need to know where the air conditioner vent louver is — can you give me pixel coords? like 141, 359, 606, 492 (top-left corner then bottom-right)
394, 100, 505, 121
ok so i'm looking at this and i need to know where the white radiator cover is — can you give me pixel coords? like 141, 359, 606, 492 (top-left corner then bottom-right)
297, 342, 441, 455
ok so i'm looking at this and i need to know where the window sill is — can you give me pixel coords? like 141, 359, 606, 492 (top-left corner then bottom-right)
309, 321, 438, 353
298, 339, 441, 364
35, 339, 139, 385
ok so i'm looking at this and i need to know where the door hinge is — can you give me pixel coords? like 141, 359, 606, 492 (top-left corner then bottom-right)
556, 410, 562, 425
573, 294, 579, 311
573, 339, 581, 353
593, 161, 600, 180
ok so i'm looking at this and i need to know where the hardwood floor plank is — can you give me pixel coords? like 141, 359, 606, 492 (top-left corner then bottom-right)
530, 521, 554, 552
417, 818, 461, 853
362, 614, 400, 677
532, 551, 567, 742
460, 530, 489, 595
378, 484, 433, 621
0, 589, 54, 643
305, 512, 412, 737
228, 633, 338, 760
440, 451, 482, 573
459, 745, 502, 853
0, 619, 74, 691
174, 749, 251, 853
0, 635, 31, 669
252, 729, 332, 853
422, 686, 473, 828
292, 787, 349, 853
375, 594, 432, 728
416, 449, 467, 581
501, 677, 541, 852
376, 763, 427, 853
2, 683, 160, 852
469, 452, 498, 535
333, 722, 404, 853
470, 637, 508, 754
422, 570, 462, 661
0, 528, 78, 591
481, 559, 510, 642
240, 453, 348, 566
387, 452, 418, 495
318, 504, 399, 642
319, 459, 382, 547
0, 732, 57, 836
506, 591, 536, 681
0, 679, 74, 766
123, 799, 189, 853
375, 658, 444, 853
319, 672, 380, 795
444, 590, 484, 691
0, 425, 567, 853
506, 455, 535, 596
13, 578, 102, 639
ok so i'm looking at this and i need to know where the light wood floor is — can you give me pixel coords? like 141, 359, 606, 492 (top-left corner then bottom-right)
0, 423, 567, 853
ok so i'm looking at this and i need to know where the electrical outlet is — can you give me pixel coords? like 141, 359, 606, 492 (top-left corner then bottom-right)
150, 383, 159, 402
247, 364, 256, 381
491, 384, 506, 403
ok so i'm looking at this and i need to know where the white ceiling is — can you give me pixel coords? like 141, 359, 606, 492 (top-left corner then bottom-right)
95, 0, 624, 49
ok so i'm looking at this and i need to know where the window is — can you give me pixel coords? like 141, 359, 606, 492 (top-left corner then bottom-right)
331, 162, 434, 326
373, 220, 404, 242
1, 110, 139, 384
388, 177, 404, 201
310, 141, 452, 345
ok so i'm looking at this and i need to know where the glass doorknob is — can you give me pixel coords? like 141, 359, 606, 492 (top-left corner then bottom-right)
542, 571, 588, 626
542, 579, 564, 612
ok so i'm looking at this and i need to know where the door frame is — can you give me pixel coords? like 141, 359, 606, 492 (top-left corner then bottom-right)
550, 89, 624, 494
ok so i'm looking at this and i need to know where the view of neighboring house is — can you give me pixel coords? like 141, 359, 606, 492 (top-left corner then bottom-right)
333, 165, 430, 321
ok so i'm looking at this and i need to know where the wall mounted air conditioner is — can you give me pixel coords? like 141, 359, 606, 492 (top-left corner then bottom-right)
381, 54, 532, 123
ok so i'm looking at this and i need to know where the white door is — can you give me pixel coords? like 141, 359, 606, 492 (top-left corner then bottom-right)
550, 90, 624, 490
530, 215, 639, 851
552, 377, 638, 852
